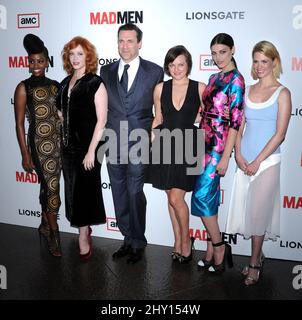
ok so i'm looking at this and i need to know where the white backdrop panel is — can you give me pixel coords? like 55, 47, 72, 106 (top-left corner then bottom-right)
0, 0, 301, 261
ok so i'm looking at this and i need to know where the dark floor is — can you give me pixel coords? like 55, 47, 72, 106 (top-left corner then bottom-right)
0, 223, 301, 302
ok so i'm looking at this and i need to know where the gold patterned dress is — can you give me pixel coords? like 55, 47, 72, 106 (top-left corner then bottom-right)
23, 75, 61, 215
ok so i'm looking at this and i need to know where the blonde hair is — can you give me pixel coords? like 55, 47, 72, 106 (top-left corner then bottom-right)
62, 36, 98, 75
251, 41, 282, 80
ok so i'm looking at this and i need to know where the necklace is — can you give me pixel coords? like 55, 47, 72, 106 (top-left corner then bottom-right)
61, 78, 81, 147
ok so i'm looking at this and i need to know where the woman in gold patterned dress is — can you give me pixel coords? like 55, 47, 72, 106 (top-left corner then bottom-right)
14, 34, 62, 257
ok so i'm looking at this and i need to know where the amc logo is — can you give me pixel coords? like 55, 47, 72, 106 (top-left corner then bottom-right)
106, 217, 120, 232
199, 54, 219, 71
17, 13, 40, 28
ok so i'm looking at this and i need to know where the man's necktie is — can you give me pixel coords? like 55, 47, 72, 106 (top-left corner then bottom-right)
120, 64, 130, 92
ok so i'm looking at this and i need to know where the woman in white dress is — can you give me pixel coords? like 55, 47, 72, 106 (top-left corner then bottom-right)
226, 41, 292, 285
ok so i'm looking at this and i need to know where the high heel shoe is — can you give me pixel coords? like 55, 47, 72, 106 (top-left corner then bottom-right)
178, 237, 195, 264
171, 251, 181, 261
244, 264, 262, 286
38, 219, 50, 243
208, 241, 233, 274
198, 258, 214, 268
48, 228, 62, 257
197, 237, 213, 269
241, 252, 265, 276
79, 226, 92, 260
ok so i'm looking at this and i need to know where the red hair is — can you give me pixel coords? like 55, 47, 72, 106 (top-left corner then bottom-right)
62, 36, 98, 74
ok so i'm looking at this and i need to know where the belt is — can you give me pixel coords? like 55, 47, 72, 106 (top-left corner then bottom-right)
201, 111, 229, 122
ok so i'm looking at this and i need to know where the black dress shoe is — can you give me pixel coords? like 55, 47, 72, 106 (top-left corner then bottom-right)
112, 245, 131, 259
178, 236, 195, 264
127, 248, 144, 264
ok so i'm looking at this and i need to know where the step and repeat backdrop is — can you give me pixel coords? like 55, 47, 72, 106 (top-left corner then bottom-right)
0, 0, 301, 261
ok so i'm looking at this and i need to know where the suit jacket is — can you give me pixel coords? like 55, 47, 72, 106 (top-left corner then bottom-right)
100, 57, 164, 140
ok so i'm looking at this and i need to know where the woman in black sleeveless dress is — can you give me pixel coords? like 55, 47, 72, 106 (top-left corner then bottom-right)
147, 45, 205, 263
14, 34, 62, 257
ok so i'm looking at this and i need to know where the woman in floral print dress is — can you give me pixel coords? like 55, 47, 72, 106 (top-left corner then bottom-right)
191, 33, 245, 273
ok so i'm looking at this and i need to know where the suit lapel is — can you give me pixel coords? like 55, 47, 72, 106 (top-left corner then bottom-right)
131, 58, 148, 106
108, 62, 119, 95
108, 62, 126, 111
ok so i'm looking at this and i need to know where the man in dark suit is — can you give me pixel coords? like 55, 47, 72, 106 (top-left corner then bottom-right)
100, 23, 164, 263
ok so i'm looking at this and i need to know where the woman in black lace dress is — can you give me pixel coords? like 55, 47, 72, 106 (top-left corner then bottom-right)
14, 34, 62, 257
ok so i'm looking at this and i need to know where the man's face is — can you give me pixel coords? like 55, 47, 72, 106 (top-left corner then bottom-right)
118, 30, 141, 63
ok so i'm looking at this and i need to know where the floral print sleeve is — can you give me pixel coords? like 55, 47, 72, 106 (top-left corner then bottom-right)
229, 72, 245, 130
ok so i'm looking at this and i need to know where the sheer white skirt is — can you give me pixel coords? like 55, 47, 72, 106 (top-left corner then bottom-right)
225, 154, 281, 241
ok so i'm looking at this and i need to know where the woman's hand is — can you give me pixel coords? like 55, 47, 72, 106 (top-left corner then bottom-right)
22, 151, 35, 173
235, 153, 248, 172
245, 159, 261, 176
82, 151, 95, 171
151, 130, 155, 142
57, 110, 64, 122
216, 156, 229, 177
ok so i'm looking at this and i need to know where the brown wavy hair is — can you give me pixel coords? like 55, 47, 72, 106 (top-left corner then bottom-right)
62, 36, 98, 75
